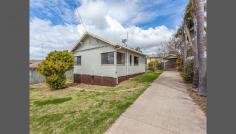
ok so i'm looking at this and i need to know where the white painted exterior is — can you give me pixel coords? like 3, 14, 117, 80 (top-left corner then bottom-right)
73, 34, 146, 78
116, 49, 146, 77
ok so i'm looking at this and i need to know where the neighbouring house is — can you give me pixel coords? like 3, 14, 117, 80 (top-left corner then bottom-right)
163, 54, 177, 70
71, 32, 147, 86
30, 60, 42, 69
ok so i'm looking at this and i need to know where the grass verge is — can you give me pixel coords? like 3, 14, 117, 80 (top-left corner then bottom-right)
30, 71, 162, 134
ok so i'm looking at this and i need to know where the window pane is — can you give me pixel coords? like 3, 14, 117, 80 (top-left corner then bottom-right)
134, 56, 139, 65
77, 56, 81, 65
101, 52, 114, 64
130, 55, 132, 65
107, 52, 114, 64
117, 52, 125, 64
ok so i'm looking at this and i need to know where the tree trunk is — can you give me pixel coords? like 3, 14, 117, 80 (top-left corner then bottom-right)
193, 0, 207, 96
192, 16, 199, 90
183, 28, 188, 65
192, 37, 199, 90
184, 24, 193, 48
184, 23, 199, 90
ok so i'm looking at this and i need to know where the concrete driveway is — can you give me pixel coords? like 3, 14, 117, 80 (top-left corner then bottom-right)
105, 70, 206, 134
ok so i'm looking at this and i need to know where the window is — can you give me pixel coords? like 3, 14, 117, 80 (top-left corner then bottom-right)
134, 56, 139, 65
75, 56, 81, 65
129, 55, 132, 65
101, 52, 114, 64
117, 52, 125, 64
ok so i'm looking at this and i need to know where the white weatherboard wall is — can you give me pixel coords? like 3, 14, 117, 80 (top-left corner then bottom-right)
116, 49, 146, 77
73, 35, 146, 78
74, 36, 117, 78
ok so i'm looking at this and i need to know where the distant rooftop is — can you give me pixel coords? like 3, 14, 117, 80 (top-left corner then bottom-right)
30, 60, 42, 69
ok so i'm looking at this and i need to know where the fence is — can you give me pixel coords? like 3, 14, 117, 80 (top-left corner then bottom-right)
29, 69, 73, 84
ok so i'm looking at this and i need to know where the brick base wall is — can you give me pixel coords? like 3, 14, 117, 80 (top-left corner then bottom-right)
74, 74, 117, 86
74, 72, 145, 86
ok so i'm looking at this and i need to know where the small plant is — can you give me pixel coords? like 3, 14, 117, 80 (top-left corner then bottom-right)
157, 62, 164, 70
182, 59, 194, 83
148, 60, 158, 72
37, 50, 74, 89
176, 54, 183, 71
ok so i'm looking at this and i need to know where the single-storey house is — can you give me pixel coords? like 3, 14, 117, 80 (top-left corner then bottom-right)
71, 32, 147, 86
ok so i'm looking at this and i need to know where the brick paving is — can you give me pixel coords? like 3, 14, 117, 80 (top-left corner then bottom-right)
105, 70, 206, 134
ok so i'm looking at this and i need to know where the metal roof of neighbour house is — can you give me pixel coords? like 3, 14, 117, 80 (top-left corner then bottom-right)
147, 55, 162, 58
163, 54, 177, 59
29, 60, 42, 69
71, 32, 147, 56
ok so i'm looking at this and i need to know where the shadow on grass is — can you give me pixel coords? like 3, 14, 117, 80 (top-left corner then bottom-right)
34, 97, 72, 106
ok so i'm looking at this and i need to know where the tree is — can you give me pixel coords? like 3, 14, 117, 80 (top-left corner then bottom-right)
176, 54, 183, 71
182, 59, 194, 83
148, 60, 158, 72
192, 14, 199, 89
193, 0, 207, 96
183, 26, 188, 65
183, 0, 199, 90
37, 50, 74, 89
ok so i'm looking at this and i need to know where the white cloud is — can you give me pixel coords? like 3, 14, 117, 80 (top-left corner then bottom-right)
30, 18, 81, 59
30, 16, 175, 59
29, 0, 186, 59
76, 0, 174, 27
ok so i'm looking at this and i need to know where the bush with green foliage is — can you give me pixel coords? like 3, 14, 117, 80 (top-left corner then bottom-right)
37, 50, 74, 89
176, 54, 183, 71
157, 62, 164, 70
148, 60, 158, 72
182, 59, 194, 83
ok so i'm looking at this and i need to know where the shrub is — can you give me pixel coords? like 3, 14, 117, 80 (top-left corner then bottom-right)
157, 62, 164, 70
148, 60, 158, 72
37, 50, 74, 89
182, 59, 194, 83
176, 54, 183, 71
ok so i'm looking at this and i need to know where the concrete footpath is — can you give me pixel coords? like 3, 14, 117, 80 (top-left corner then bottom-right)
105, 70, 206, 134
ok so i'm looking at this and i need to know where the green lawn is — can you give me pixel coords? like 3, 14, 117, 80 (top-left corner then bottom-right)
30, 71, 162, 134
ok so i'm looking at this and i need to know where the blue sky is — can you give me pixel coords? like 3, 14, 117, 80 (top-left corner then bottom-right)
30, 0, 188, 59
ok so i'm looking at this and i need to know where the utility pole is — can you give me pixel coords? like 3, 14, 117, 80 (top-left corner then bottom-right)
126, 31, 128, 47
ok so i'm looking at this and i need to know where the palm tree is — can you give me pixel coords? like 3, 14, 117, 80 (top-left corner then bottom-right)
192, 16, 199, 90
193, 0, 207, 96
184, 0, 199, 90
183, 26, 188, 65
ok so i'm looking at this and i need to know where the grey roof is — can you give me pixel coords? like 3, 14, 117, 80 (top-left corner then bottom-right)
163, 54, 177, 59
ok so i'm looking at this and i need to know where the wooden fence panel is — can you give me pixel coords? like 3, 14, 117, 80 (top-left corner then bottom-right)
29, 69, 73, 84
